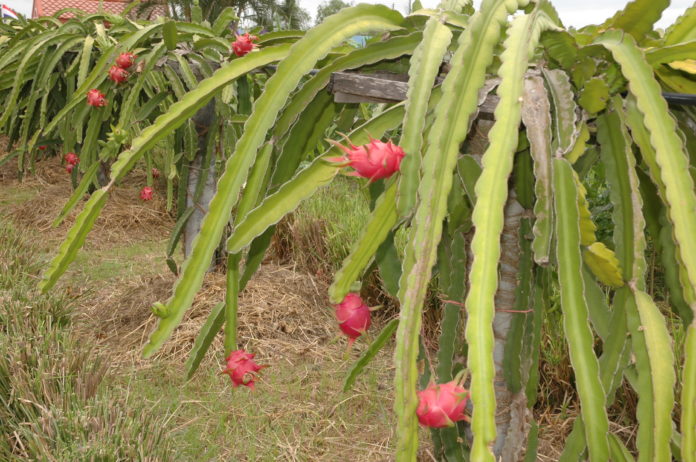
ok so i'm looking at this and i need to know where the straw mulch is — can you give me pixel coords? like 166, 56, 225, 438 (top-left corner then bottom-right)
73, 263, 336, 370
1, 156, 172, 248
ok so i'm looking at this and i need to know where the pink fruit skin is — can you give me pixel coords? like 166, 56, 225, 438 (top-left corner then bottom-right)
231, 33, 258, 57
139, 186, 154, 201
221, 350, 265, 389
64, 152, 79, 165
416, 381, 469, 428
115, 52, 136, 69
108, 65, 129, 84
86, 89, 107, 107
65, 164, 75, 174
334, 293, 371, 344
331, 137, 406, 182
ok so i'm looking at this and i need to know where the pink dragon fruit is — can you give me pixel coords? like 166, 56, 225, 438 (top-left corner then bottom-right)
329, 136, 406, 182
108, 65, 129, 84
334, 293, 371, 346
221, 349, 265, 389
115, 52, 136, 69
65, 164, 75, 174
416, 380, 469, 428
64, 152, 79, 165
231, 33, 259, 57
86, 89, 107, 107
139, 186, 154, 201
38, 145, 47, 151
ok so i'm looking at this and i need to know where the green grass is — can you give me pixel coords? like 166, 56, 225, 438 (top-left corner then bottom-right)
111, 352, 396, 460
70, 239, 168, 284
0, 219, 175, 460
281, 175, 408, 306
279, 175, 373, 273
0, 185, 38, 207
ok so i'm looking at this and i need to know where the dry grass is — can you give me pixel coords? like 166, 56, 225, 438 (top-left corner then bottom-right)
0, 156, 173, 250
73, 264, 338, 368
70, 261, 407, 460
535, 407, 638, 461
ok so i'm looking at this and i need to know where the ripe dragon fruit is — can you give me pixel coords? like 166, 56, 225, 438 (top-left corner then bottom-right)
329, 136, 406, 182
151, 168, 160, 179
86, 89, 107, 107
115, 52, 136, 69
38, 145, 47, 151
108, 65, 129, 84
416, 380, 470, 428
64, 152, 79, 165
139, 186, 154, 201
231, 33, 259, 57
334, 293, 371, 347
221, 349, 265, 389
65, 164, 75, 174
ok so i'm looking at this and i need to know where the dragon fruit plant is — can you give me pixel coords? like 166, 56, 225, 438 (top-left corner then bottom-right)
17, 2, 696, 460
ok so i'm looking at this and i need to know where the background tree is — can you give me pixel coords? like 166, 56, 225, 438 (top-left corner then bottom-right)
274, 0, 311, 30
161, 0, 309, 30
315, 0, 351, 24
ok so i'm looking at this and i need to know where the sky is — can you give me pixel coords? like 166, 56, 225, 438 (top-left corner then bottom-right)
4, 0, 692, 28
5, 0, 31, 16
303, 0, 692, 27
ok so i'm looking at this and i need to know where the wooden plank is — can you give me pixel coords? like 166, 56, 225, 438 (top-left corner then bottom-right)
328, 71, 499, 118
329, 72, 410, 102
334, 92, 399, 104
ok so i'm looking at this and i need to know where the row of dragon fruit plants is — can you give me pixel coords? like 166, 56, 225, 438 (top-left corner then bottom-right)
2, 0, 696, 460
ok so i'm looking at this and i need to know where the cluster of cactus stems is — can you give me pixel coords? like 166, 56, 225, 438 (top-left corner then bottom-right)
2, 0, 696, 460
